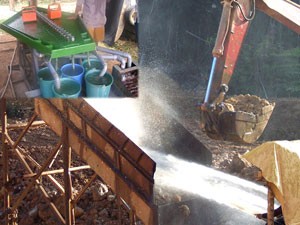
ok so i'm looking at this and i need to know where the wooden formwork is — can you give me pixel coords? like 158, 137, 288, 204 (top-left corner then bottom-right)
34, 98, 157, 225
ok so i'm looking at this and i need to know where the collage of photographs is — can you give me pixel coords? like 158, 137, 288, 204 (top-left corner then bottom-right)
0, 0, 299, 224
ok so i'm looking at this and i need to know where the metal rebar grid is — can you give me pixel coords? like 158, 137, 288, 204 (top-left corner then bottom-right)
1, 99, 153, 225
34, 98, 157, 225
0, 99, 111, 225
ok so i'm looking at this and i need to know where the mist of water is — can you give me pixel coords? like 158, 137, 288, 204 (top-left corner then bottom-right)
86, 98, 274, 216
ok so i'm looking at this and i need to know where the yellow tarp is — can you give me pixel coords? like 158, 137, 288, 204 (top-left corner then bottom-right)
243, 140, 300, 225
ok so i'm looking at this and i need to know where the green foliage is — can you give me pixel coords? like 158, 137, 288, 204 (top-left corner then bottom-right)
229, 12, 300, 98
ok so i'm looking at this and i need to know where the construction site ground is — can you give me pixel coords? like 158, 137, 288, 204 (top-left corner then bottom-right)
1, 30, 300, 225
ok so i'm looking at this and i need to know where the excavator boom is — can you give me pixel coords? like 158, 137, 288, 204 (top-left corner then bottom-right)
200, 0, 300, 143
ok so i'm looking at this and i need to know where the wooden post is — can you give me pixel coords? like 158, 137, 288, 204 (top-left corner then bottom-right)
267, 183, 275, 225
9, 0, 15, 11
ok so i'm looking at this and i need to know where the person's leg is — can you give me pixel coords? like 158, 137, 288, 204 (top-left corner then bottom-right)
9, 0, 15, 11
135, 21, 138, 42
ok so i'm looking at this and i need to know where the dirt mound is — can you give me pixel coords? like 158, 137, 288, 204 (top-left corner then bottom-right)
224, 94, 273, 115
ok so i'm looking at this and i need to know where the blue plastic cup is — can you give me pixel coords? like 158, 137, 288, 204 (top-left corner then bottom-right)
52, 78, 81, 98
85, 69, 113, 98
60, 63, 85, 85
38, 67, 55, 98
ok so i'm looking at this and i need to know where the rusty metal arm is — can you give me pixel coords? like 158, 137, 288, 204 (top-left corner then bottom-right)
200, 0, 280, 143
204, 0, 299, 106
203, 0, 254, 105
212, 0, 234, 58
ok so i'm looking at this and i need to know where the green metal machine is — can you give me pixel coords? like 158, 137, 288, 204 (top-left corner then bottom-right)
0, 7, 96, 58
0, 2, 138, 98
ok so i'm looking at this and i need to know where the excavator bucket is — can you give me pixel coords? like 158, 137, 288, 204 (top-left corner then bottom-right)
203, 95, 275, 143
205, 105, 276, 143
218, 105, 275, 143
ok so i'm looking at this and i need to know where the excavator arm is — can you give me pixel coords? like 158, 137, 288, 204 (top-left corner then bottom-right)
200, 0, 300, 143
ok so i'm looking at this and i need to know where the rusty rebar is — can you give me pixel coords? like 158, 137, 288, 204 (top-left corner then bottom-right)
11, 142, 62, 212
1, 98, 11, 225
267, 183, 275, 225
73, 173, 97, 204
62, 121, 74, 225
12, 113, 38, 149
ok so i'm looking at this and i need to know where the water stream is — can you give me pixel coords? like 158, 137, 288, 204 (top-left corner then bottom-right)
85, 98, 276, 216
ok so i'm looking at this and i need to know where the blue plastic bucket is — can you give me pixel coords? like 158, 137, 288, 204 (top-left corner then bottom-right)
52, 78, 81, 98
85, 69, 113, 97
60, 63, 85, 85
37, 67, 54, 98
82, 59, 103, 72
